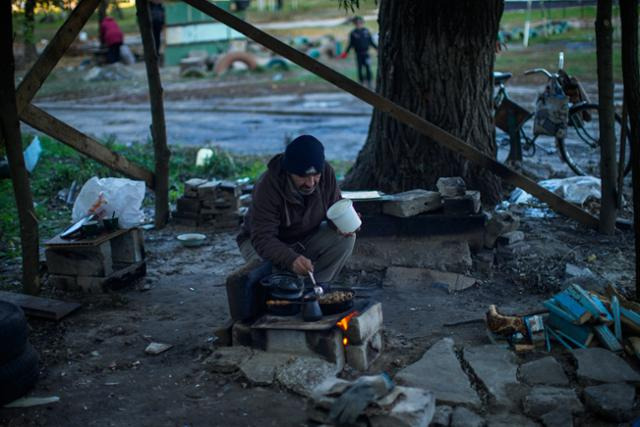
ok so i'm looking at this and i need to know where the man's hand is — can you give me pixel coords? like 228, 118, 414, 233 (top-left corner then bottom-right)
292, 255, 314, 276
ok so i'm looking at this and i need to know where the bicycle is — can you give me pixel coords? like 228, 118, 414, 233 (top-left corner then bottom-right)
493, 53, 631, 178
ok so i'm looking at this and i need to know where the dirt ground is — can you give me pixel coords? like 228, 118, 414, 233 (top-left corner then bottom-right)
0, 206, 636, 426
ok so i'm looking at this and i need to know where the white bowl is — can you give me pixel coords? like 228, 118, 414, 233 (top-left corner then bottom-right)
177, 233, 206, 247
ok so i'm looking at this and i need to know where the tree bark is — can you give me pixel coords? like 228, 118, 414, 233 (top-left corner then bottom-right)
1, 1, 40, 294
137, 0, 170, 228
23, 0, 38, 62
343, 0, 504, 204
619, 0, 640, 299
596, 0, 618, 234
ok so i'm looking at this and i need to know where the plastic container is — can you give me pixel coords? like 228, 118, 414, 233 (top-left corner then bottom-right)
176, 233, 206, 247
326, 199, 361, 234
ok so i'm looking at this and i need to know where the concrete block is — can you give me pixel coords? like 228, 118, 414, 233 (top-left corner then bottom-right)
232, 321, 253, 347
484, 210, 520, 248
382, 190, 442, 218
345, 302, 383, 345
443, 191, 481, 215
346, 331, 382, 371
436, 177, 467, 197
196, 180, 219, 199
497, 230, 525, 246
110, 228, 144, 264
45, 241, 112, 277
184, 178, 207, 197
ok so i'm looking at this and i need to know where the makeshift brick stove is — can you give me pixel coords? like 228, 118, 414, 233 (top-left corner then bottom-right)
231, 300, 383, 371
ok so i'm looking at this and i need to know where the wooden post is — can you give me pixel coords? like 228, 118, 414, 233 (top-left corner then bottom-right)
1, 3, 40, 294
16, 0, 101, 113
620, 0, 640, 299
20, 104, 155, 188
181, 0, 599, 230
596, 0, 618, 234
137, 0, 170, 228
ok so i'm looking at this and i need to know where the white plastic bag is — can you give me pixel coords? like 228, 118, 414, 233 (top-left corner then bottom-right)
72, 177, 146, 228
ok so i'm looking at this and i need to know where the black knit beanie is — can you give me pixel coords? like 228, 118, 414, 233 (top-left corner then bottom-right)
282, 135, 325, 176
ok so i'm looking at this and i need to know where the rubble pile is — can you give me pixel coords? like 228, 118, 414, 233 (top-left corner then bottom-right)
173, 178, 242, 228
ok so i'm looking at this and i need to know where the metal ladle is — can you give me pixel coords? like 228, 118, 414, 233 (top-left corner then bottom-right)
308, 271, 323, 296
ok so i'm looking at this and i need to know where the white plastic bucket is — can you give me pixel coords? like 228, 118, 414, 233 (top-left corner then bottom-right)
327, 199, 361, 234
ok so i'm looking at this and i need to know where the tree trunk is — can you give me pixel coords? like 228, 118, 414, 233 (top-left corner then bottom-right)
343, 0, 504, 204
98, 0, 109, 46
596, 0, 618, 234
23, 0, 37, 62
1, 1, 40, 295
620, 0, 640, 299
137, 0, 170, 228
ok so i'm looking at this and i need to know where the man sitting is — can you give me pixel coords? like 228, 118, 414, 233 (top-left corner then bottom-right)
237, 135, 356, 282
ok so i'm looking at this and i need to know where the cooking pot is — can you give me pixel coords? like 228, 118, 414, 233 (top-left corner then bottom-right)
260, 273, 305, 301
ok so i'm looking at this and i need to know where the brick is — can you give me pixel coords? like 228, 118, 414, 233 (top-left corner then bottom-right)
197, 180, 219, 199
184, 178, 207, 197
496, 230, 525, 246
177, 196, 201, 213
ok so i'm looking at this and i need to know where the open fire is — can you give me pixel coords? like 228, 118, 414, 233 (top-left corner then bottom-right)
336, 311, 359, 347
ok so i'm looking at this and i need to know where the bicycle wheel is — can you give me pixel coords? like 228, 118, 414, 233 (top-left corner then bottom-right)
558, 103, 631, 177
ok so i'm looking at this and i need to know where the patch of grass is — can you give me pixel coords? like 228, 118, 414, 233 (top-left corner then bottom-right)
0, 133, 270, 260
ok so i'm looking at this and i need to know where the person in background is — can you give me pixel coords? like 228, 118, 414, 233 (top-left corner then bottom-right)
340, 16, 377, 89
150, 0, 165, 55
99, 16, 124, 64
237, 135, 357, 282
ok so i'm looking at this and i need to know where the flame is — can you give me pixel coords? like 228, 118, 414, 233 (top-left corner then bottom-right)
343, 337, 348, 346
336, 311, 359, 332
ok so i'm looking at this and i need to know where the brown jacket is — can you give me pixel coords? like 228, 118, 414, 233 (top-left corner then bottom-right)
237, 154, 341, 269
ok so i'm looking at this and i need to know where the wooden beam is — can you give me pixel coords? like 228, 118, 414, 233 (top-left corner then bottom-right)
16, 0, 101, 113
20, 104, 155, 189
1, 2, 40, 295
137, 0, 170, 228
182, 0, 599, 229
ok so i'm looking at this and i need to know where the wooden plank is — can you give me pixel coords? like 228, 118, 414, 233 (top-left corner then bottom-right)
546, 313, 594, 347
594, 324, 623, 352
0, 290, 81, 321
0, 2, 40, 295
15, 0, 101, 113
181, 0, 599, 230
542, 299, 579, 323
554, 291, 592, 324
136, 0, 170, 228
45, 228, 128, 248
612, 295, 622, 340
20, 104, 155, 188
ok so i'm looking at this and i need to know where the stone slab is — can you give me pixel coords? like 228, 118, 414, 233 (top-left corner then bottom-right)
572, 348, 640, 383
384, 267, 477, 293
395, 338, 480, 407
239, 351, 291, 386
203, 346, 253, 373
484, 211, 520, 248
443, 191, 481, 215
487, 412, 539, 427
369, 386, 435, 427
346, 331, 382, 371
350, 238, 472, 273
583, 383, 636, 422
345, 302, 383, 344
382, 190, 442, 218
539, 408, 574, 427
451, 407, 484, 427
431, 406, 452, 427
463, 345, 519, 408
522, 386, 584, 419
357, 214, 486, 242
496, 230, 525, 246
275, 356, 340, 397
519, 356, 569, 386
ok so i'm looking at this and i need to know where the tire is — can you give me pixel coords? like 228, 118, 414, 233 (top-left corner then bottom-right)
213, 52, 258, 75
0, 301, 28, 365
558, 103, 632, 177
0, 342, 40, 406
